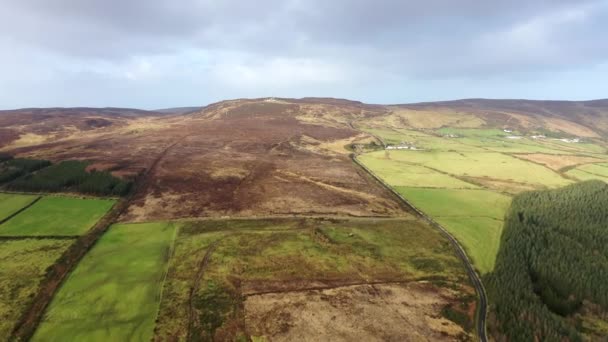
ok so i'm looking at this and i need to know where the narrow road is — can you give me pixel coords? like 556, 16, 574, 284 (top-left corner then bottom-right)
351, 155, 488, 342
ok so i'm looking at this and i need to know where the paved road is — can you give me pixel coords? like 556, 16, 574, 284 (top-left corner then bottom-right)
352, 155, 488, 342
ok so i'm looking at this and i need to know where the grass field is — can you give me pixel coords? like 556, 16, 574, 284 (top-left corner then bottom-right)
155, 218, 471, 341
0, 196, 115, 236
396, 188, 511, 220
32, 222, 176, 342
0, 193, 38, 222
0, 239, 73, 339
396, 188, 511, 273
382, 151, 571, 189
358, 125, 608, 274
567, 168, 608, 183
358, 155, 478, 188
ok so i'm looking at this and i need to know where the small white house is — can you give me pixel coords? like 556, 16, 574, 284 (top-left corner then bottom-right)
385, 142, 422, 150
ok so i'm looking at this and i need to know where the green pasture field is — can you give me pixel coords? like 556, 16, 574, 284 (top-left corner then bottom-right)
0, 239, 73, 339
394, 188, 511, 274
363, 126, 608, 155
395, 188, 511, 220
0, 193, 38, 222
357, 154, 478, 188
379, 150, 571, 189
154, 218, 469, 340
32, 222, 177, 342
0, 196, 115, 236
575, 163, 608, 177
434, 217, 504, 274
567, 168, 608, 183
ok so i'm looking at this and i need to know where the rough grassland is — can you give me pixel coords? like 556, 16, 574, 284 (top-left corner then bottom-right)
0, 196, 115, 236
154, 219, 472, 341
0, 193, 38, 221
395, 188, 511, 274
32, 222, 176, 342
0, 239, 73, 340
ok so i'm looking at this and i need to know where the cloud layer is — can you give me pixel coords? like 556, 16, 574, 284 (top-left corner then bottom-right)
1, 0, 607, 108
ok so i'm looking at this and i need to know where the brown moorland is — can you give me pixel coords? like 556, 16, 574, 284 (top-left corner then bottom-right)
3, 98, 608, 222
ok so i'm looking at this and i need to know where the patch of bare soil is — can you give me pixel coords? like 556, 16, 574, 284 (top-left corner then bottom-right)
244, 282, 470, 341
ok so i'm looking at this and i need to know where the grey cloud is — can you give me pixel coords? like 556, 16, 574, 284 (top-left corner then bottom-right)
0, 0, 607, 108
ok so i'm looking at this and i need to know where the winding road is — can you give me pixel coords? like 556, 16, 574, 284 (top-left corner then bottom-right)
351, 155, 488, 342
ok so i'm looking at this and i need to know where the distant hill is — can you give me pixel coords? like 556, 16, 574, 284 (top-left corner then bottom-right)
393, 98, 608, 138
0, 107, 162, 148
0, 107, 162, 118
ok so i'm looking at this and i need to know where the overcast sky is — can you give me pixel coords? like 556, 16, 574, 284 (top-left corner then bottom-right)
1, 0, 607, 109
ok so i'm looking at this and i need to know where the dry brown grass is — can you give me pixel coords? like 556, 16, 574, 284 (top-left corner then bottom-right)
245, 282, 470, 341
541, 117, 600, 138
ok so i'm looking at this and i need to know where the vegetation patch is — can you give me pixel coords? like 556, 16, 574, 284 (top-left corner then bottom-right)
0, 196, 115, 236
358, 154, 478, 188
487, 181, 608, 341
154, 218, 471, 341
396, 188, 510, 273
32, 222, 176, 342
0, 158, 50, 184
0, 193, 39, 222
5, 160, 131, 196
396, 188, 510, 219
382, 151, 571, 189
0, 239, 73, 338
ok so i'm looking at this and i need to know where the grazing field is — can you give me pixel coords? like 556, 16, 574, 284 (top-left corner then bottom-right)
396, 188, 511, 220
0, 193, 38, 222
357, 124, 608, 274
0, 239, 73, 339
0, 196, 115, 236
380, 150, 572, 190
358, 155, 478, 188
154, 218, 475, 341
396, 188, 510, 273
32, 222, 176, 342
567, 168, 608, 183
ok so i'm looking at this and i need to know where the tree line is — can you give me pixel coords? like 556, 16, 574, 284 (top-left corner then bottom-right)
0, 157, 131, 196
486, 180, 608, 341
0, 157, 51, 184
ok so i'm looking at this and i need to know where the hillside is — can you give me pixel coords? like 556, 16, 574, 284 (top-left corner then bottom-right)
1, 97, 608, 341
389, 98, 608, 138
0, 107, 163, 149
1, 97, 607, 222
